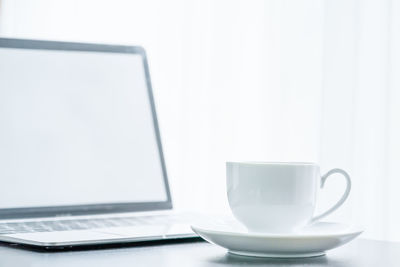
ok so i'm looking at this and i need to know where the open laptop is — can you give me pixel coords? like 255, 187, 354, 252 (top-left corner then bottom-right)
0, 38, 197, 248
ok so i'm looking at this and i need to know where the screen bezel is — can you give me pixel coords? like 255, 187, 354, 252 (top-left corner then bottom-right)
0, 38, 173, 219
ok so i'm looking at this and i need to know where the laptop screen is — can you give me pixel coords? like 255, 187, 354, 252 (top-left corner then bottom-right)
0, 39, 171, 216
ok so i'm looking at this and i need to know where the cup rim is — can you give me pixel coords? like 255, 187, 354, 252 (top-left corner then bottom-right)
226, 161, 317, 166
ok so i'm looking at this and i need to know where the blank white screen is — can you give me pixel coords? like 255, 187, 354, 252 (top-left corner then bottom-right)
0, 47, 167, 208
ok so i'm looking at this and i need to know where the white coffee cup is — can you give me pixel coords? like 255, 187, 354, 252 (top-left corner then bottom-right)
226, 162, 351, 233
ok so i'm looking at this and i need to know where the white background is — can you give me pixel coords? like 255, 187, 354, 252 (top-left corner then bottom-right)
0, 0, 399, 241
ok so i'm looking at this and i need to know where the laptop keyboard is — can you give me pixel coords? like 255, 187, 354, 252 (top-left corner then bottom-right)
0, 215, 181, 235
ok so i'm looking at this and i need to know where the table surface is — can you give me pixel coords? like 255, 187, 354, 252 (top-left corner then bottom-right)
0, 238, 398, 266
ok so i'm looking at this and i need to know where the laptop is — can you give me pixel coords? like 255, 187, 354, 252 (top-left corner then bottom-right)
0, 38, 197, 248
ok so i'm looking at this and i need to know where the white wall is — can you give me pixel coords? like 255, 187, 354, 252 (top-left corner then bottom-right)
1, 0, 399, 241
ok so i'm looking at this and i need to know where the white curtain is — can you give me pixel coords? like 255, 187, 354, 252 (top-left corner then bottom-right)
322, 0, 400, 241
0, 0, 399, 241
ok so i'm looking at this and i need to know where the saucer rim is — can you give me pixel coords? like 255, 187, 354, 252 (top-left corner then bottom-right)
191, 221, 364, 240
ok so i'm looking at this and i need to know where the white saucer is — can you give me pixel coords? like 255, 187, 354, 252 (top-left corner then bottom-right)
191, 218, 363, 258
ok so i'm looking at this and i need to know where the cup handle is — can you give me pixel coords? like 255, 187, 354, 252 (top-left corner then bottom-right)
311, 168, 351, 223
